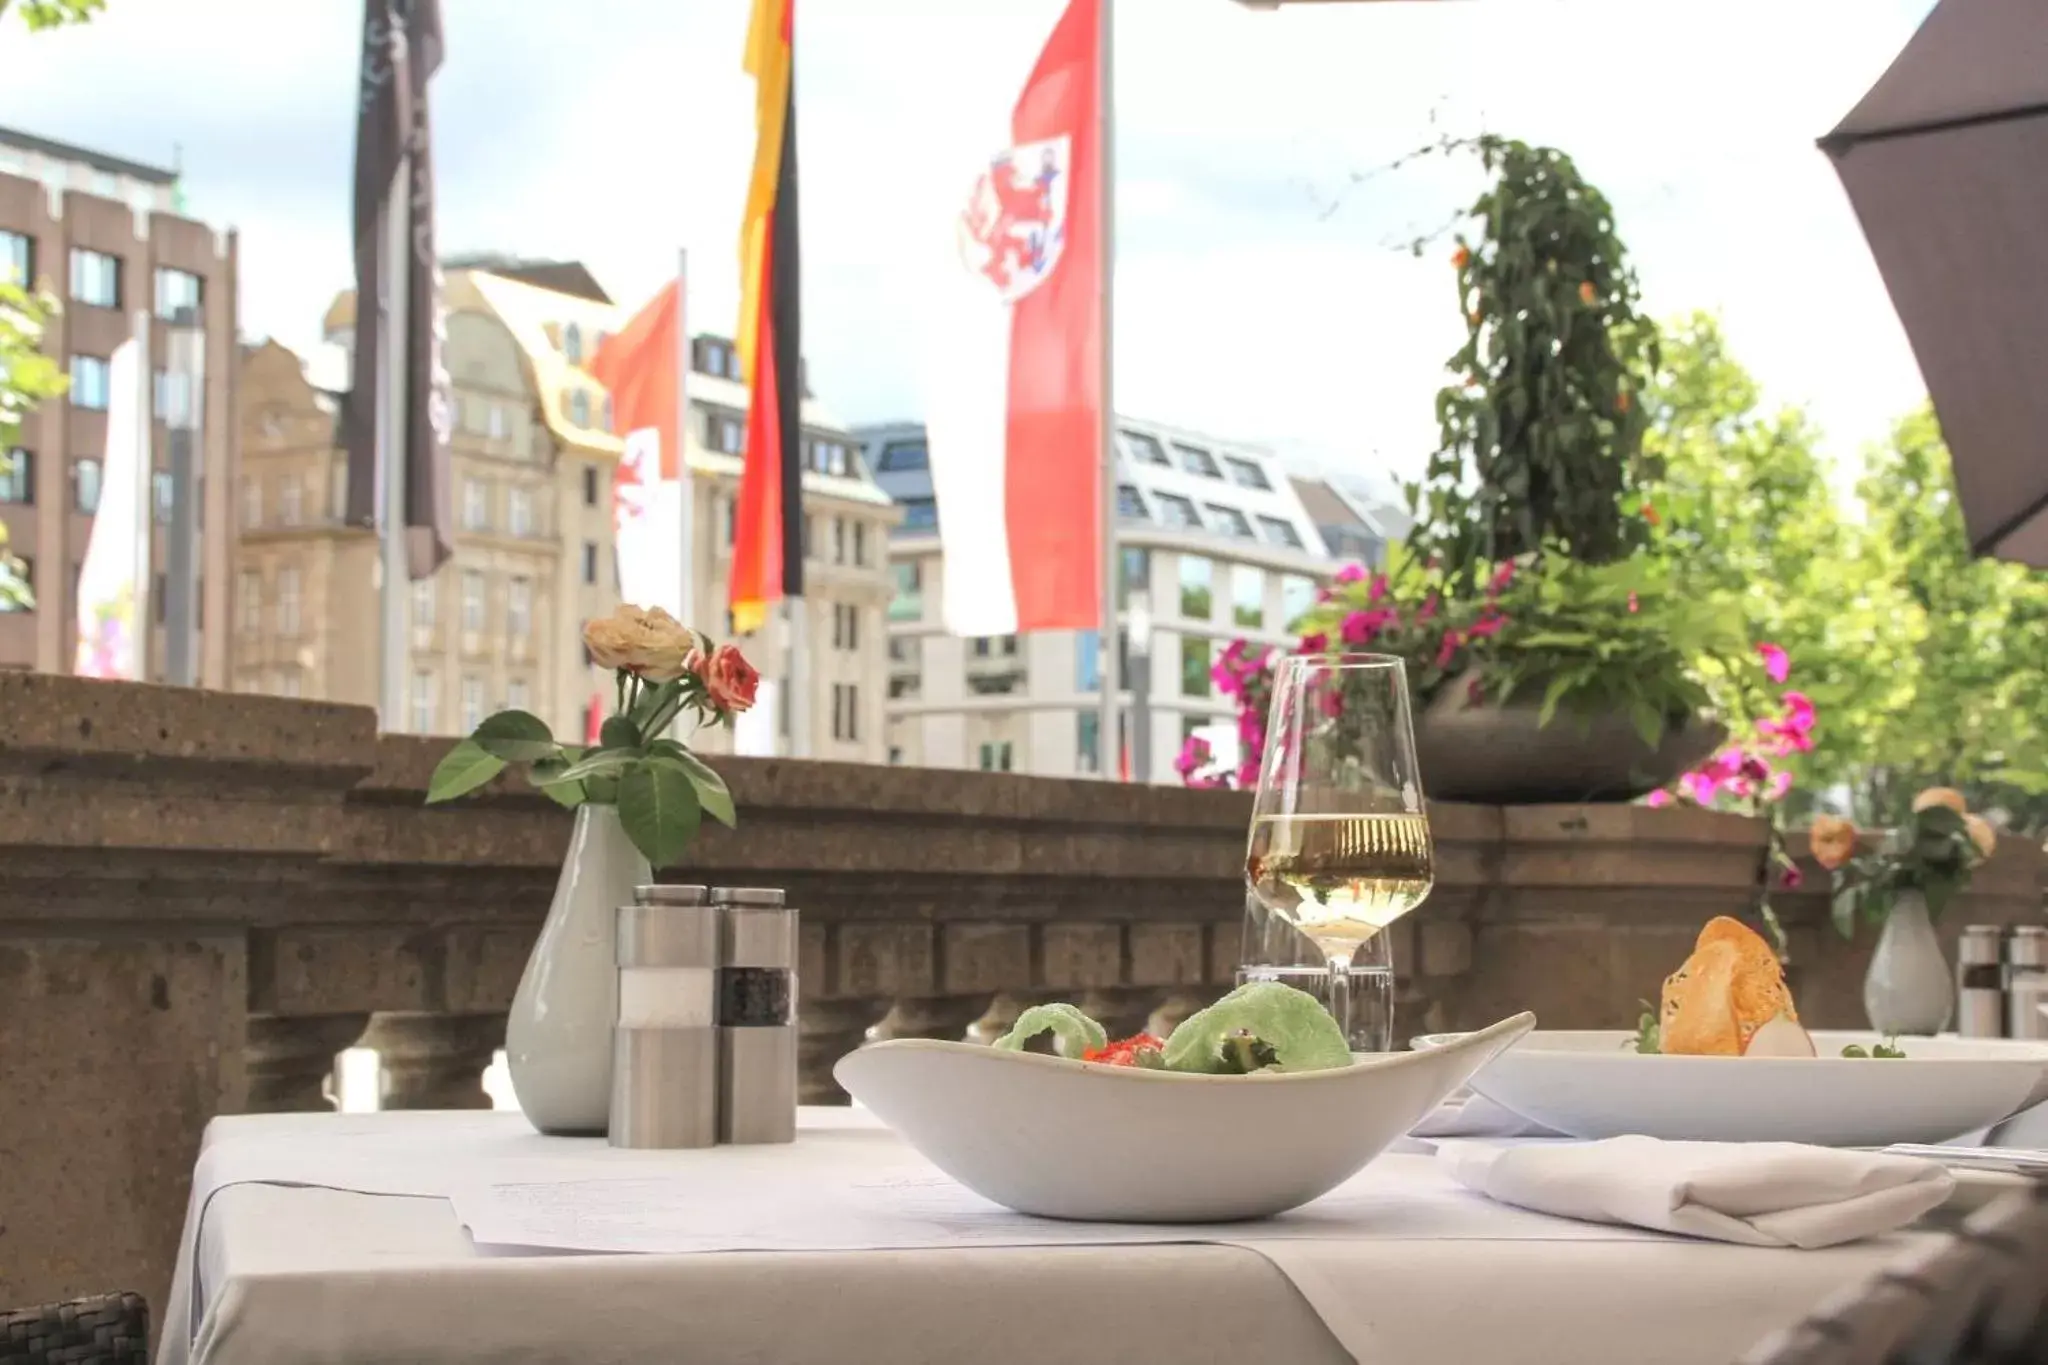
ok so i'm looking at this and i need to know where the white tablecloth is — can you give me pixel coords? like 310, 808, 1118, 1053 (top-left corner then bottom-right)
165, 1111, 1939, 1365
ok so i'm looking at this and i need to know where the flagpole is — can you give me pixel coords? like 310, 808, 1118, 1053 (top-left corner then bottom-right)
1095, 0, 1119, 780
675, 247, 693, 627
130, 307, 153, 681
376, 157, 412, 732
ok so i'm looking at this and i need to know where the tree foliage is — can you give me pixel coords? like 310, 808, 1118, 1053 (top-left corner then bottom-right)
0, 0, 104, 29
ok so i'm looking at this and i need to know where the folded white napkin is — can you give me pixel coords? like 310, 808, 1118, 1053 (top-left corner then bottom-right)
1408, 1089, 1563, 1140
1437, 1136, 1955, 1248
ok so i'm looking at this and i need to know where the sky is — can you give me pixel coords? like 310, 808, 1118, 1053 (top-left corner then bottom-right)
0, 0, 1936, 495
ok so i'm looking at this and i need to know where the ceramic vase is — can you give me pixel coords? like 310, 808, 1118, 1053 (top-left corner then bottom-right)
1863, 892, 1954, 1037
505, 803, 652, 1134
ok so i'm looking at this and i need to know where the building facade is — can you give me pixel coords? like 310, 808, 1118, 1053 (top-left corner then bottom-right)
233, 258, 894, 762
869, 418, 1340, 783
0, 126, 236, 682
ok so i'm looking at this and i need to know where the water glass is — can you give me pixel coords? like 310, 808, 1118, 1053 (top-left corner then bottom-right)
1235, 893, 1395, 1053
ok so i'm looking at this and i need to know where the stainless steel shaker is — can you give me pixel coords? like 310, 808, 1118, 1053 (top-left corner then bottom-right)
1956, 925, 2008, 1037
711, 886, 798, 1145
2008, 926, 2048, 1042
609, 884, 719, 1149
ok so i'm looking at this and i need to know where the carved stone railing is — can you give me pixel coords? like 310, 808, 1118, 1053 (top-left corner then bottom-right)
1, 672, 2042, 1328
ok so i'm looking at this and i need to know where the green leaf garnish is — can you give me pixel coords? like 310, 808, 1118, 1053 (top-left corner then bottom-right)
1162, 981, 1351, 1074
993, 1004, 1106, 1059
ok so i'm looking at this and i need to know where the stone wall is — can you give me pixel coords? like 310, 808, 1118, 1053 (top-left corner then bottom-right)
1, 672, 2042, 1327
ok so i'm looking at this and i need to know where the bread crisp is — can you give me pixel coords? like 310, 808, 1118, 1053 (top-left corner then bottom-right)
1659, 916, 1798, 1056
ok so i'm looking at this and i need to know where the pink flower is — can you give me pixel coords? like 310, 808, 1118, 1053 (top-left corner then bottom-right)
1739, 755, 1771, 783
1233, 758, 1260, 789
1779, 863, 1804, 890
1297, 631, 1328, 656
1435, 631, 1461, 669
1334, 563, 1366, 586
1487, 561, 1516, 594
1417, 595, 1440, 624
1766, 770, 1793, 801
1645, 789, 1673, 808
1626, 592, 1640, 614
1367, 574, 1390, 604
1341, 609, 1394, 645
1781, 691, 1815, 728
1211, 661, 1242, 698
1681, 771, 1719, 805
1318, 689, 1345, 719
1757, 642, 1790, 684
1464, 611, 1506, 640
1173, 735, 1213, 779
1465, 675, 1485, 708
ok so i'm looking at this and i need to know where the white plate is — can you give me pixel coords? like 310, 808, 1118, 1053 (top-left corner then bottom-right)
1410, 1029, 2048, 1147
834, 1011, 1536, 1222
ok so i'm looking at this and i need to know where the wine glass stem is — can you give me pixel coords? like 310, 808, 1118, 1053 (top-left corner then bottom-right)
1326, 949, 1355, 1051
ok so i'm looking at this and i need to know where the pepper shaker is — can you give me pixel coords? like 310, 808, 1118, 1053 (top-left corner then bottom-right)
609, 884, 720, 1149
712, 886, 798, 1144
2007, 926, 2048, 1042
1956, 925, 2007, 1038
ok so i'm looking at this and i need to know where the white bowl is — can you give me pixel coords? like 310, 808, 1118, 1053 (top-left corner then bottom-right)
1409, 1029, 2048, 1147
833, 1011, 1535, 1222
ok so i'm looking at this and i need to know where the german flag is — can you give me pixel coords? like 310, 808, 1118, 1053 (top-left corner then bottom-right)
731, 0, 801, 636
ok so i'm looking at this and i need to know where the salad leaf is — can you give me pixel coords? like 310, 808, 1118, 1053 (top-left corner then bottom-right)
1631, 1000, 1661, 1054
1162, 981, 1352, 1074
993, 1003, 1107, 1060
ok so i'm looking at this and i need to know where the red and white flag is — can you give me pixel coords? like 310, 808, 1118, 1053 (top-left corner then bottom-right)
924, 0, 1104, 638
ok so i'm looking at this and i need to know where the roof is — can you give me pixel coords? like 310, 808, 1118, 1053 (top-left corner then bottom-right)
443, 255, 613, 304
0, 124, 176, 185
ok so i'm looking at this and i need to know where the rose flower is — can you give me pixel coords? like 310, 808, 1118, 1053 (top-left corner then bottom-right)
697, 643, 760, 714
1965, 813, 1997, 859
582, 605, 698, 681
1808, 814, 1858, 871
1910, 787, 1967, 815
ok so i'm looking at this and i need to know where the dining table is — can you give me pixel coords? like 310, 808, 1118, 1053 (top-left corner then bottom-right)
160, 1106, 1954, 1365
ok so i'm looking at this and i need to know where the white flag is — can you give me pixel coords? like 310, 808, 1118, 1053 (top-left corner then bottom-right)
74, 335, 147, 679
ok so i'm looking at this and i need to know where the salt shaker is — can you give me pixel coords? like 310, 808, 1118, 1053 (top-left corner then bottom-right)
711, 886, 798, 1144
2007, 926, 2048, 1042
609, 884, 719, 1149
1956, 925, 2007, 1037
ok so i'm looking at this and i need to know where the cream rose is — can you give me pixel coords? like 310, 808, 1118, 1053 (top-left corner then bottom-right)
1964, 813, 1997, 859
1910, 786, 1967, 815
583, 605, 699, 681
1808, 814, 1858, 871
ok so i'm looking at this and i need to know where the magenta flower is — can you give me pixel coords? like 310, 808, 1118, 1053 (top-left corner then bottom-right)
1318, 688, 1345, 719
1417, 595, 1440, 624
1297, 631, 1328, 656
1487, 561, 1516, 594
1464, 611, 1506, 640
1779, 863, 1804, 890
1766, 770, 1793, 801
1233, 758, 1260, 789
1173, 734, 1213, 779
1334, 563, 1366, 586
1465, 675, 1485, 708
1781, 691, 1815, 728
1681, 771, 1719, 805
1367, 573, 1390, 604
1435, 632, 1461, 668
1645, 788, 1673, 808
1626, 591, 1640, 614
1211, 661, 1242, 698
1756, 642, 1790, 684
1739, 754, 1771, 783
1340, 608, 1395, 645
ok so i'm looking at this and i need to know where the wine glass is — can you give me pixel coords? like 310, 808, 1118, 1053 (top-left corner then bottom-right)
1244, 653, 1433, 1047
1236, 889, 1396, 1052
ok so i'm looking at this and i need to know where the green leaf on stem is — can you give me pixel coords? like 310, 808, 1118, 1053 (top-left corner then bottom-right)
550, 748, 636, 784
472, 710, 557, 763
427, 739, 506, 803
629, 678, 682, 726
1831, 887, 1858, 940
529, 750, 587, 810
649, 742, 737, 828
598, 715, 642, 752
618, 758, 702, 868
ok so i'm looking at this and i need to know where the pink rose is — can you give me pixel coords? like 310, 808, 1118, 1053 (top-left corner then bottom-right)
697, 643, 760, 713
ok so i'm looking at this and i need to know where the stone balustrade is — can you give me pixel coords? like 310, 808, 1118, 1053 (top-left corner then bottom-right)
1, 672, 2042, 1330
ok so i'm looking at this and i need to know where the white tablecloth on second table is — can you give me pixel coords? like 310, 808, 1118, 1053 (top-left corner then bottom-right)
164, 1110, 1940, 1365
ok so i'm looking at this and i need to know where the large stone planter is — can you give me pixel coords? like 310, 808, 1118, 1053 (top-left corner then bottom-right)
1419, 682, 1725, 804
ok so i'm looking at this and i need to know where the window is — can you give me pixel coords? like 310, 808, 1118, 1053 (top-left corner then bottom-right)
1179, 555, 1213, 618
832, 517, 846, 564
1175, 443, 1222, 478
68, 355, 110, 410
0, 448, 30, 504
900, 497, 937, 531
705, 412, 744, 454
68, 248, 119, 308
1118, 547, 1149, 608
276, 566, 301, 638
1119, 430, 1168, 466
723, 496, 736, 546
154, 267, 202, 323
154, 369, 194, 426
582, 541, 598, 585
978, 741, 1014, 772
1258, 515, 1304, 549
410, 671, 436, 735
582, 466, 600, 507
1282, 574, 1317, 629
240, 476, 260, 529
888, 746, 904, 765
507, 679, 530, 713
509, 487, 533, 536
809, 439, 849, 476
601, 396, 613, 432
153, 471, 174, 525
832, 602, 860, 651
487, 403, 508, 441
569, 389, 590, 427
238, 571, 261, 633
1224, 456, 1272, 490
1076, 630, 1102, 691
852, 521, 867, 567
508, 576, 531, 636
878, 440, 927, 472
1232, 565, 1264, 629
462, 571, 485, 631
461, 676, 485, 734
463, 479, 487, 531
1116, 485, 1147, 520
1154, 493, 1199, 530
411, 576, 436, 630
831, 682, 861, 742
563, 322, 583, 363
75, 458, 103, 513
279, 474, 302, 527
1204, 504, 1254, 539
0, 230, 30, 288
1181, 635, 1213, 698
889, 560, 922, 622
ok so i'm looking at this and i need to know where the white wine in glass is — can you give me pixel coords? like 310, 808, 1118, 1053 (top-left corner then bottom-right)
1244, 654, 1434, 1043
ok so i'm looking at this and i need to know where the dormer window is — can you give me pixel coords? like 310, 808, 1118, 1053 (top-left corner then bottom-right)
563, 323, 584, 363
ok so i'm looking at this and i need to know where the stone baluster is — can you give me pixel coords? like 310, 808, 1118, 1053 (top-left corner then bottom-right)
1146, 990, 1209, 1041
967, 993, 1027, 1046
360, 1012, 506, 1110
244, 1013, 369, 1113
868, 994, 993, 1045
799, 996, 890, 1104
1077, 987, 1161, 1043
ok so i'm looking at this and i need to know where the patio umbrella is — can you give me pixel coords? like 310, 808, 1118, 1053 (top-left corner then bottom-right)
1821, 0, 2048, 567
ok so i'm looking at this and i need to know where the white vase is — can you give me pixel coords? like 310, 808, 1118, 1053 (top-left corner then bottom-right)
505, 804, 652, 1134
1862, 892, 1954, 1037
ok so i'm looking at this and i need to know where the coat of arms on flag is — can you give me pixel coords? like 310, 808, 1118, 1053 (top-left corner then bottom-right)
955, 135, 1071, 303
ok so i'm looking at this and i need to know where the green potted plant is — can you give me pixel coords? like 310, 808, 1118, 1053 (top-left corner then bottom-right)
426, 603, 758, 1134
